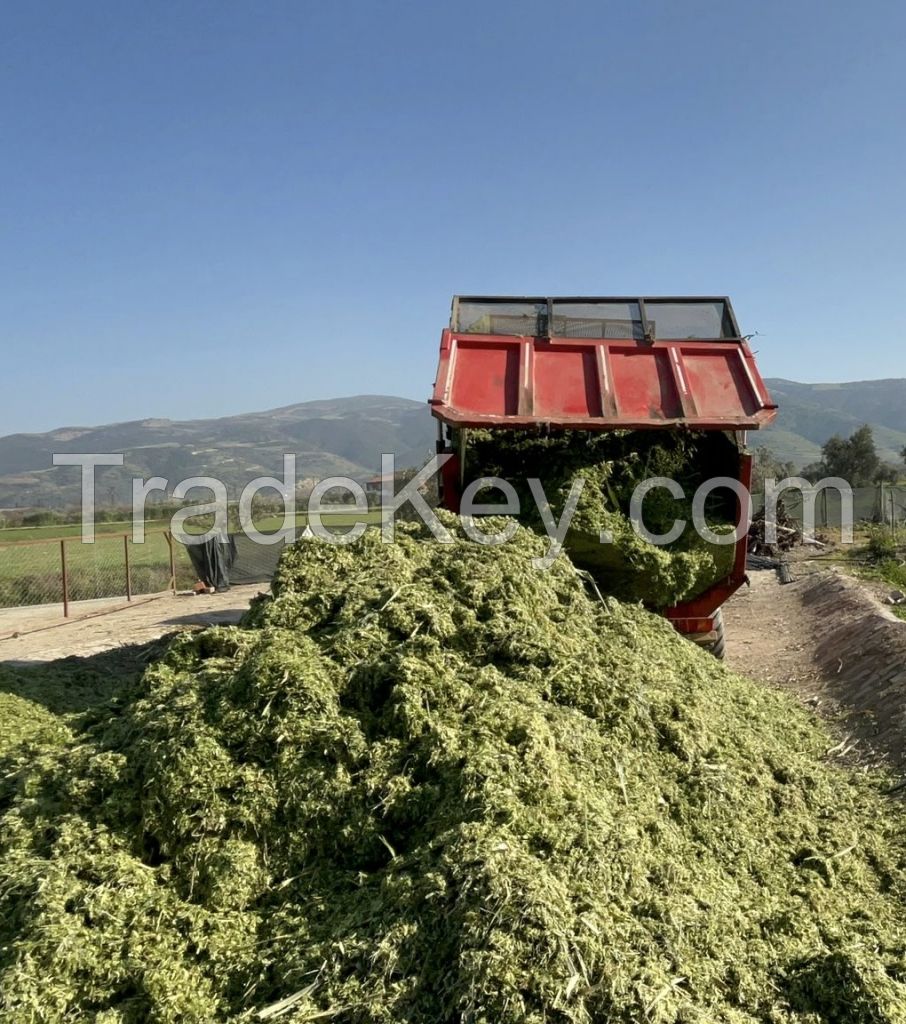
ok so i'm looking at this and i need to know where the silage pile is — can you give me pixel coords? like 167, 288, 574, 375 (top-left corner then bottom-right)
2, 516, 906, 1022
465, 429, 738, 607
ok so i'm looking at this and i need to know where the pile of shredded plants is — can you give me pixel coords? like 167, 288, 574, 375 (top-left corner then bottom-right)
2, 516, 906, 1023
0, 646, 163, 766
465, 428, 739, 607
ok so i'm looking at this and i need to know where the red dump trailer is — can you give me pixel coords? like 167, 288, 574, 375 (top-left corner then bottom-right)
429, 296, 778, 654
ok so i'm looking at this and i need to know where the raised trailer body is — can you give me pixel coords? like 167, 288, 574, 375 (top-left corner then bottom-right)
429, 296, 778, 639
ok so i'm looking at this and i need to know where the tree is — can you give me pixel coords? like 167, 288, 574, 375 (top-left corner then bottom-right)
901, 445, 906, 470
751, 446, 796, 492
875, 463, 900, 484
819, 425, 880, 487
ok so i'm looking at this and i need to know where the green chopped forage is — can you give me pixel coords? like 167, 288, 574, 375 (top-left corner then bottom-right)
1, 518, 905, 1023
465, 428, 740, 606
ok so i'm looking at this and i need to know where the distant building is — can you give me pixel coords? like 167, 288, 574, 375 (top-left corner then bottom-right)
364, 474, 395, 499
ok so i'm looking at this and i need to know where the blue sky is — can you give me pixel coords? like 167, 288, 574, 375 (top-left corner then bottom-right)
2, 0, 905, 435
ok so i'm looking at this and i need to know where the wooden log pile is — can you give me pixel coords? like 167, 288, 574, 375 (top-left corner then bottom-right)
748, 498, 802, 557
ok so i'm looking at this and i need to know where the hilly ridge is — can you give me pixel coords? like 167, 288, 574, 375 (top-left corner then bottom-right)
760, 378, 906, 466
0, 396, 436, 509
1, 379, 905, 509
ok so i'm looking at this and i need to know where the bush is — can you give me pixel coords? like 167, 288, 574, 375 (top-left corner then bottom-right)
864, 525, 903, 562
21, 510, 62, 527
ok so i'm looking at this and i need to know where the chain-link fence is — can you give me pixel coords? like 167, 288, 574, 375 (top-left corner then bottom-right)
0, 531, 196, 613
0, 517, 372, 615
752, 483, 906, 529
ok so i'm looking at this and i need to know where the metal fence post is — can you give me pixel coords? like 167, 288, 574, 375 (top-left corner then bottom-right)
60, 539, 70, 618
165, 531, 177, 594
124, 534, 132, 602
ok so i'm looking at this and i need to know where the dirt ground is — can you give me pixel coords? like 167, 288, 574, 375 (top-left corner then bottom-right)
0, 585, 266, 665
722, 568, 824, 694
725, 565, 906, 771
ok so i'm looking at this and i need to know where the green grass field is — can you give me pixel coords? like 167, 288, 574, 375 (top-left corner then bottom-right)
0, 532, 185, 605
0, 519, 143, 543
0, 509, 381, 544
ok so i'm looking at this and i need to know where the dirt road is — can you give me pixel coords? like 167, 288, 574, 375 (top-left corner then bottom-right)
725, 567, 906, 770
723, 568, 824, 695
0, 585, 265, 665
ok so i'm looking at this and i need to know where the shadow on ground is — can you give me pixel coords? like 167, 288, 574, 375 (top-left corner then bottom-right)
0, 639, 171, 716
161, 609, 247, 628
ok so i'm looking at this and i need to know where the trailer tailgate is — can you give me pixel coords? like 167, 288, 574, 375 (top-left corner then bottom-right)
430, 329, 777, 431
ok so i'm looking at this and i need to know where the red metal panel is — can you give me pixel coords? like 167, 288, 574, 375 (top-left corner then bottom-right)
430, 329, 777, 431
681, 348, 758, 418
607, 348, 682, 421
448, 338, 520, 417
533, 345, 602, 419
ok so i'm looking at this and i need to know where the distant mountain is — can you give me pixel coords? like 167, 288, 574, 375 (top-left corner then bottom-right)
3, 379, 905, 509
0, 395, 436, 509
759, 378, 906, 467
